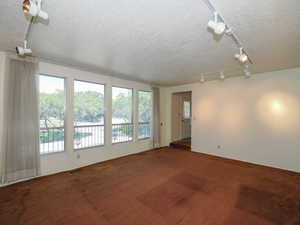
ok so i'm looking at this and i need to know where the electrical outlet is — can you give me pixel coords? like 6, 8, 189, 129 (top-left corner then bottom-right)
217, 145, 221, 149
77, 153, 80, 159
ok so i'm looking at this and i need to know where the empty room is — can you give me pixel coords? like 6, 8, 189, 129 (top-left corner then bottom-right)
0, 0, 300, 225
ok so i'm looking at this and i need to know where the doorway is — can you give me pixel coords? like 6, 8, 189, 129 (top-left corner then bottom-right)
170, 91, 192, 150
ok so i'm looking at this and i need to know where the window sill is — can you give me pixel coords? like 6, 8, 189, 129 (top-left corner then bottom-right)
40, 150, 65, 157
74, 145, 105, 151
112, 140, 133, 145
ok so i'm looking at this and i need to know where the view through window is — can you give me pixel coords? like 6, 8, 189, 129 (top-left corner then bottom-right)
74, 81, 105, 149
39, 75, 65, 154
39, 77, 151, 152
138, 91, 152, 139
112, 87, 133, 143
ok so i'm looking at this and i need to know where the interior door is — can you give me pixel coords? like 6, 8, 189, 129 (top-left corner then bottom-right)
172, 92, 192, 141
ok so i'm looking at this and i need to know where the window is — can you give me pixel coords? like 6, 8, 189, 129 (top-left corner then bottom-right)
112, 87, 133, 143
138, 91, 152, 139
39, 75, 65, 154
74, 81, 105, 149
183, 101, 191, 119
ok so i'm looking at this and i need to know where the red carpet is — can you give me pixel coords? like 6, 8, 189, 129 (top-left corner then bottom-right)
0, 147, 299, 225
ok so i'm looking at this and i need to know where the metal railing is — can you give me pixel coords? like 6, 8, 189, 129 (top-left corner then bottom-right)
138, 122, 151, 139
40, 122, 150, 154
112, 123, 133, 143
40, 126, 65, 154
74, 124, 104, 149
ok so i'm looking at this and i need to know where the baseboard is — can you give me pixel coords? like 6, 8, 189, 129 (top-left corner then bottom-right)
191, 149, 300, 175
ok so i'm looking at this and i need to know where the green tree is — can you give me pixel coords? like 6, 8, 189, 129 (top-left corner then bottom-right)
112, 93, 132, 122
74, 91, 104, 123
40, 90, 65, 128
138, 91, 152, 122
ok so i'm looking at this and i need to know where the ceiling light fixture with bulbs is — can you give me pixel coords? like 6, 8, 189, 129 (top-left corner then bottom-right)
16, 0, 49, 57
198, 65, 254, 84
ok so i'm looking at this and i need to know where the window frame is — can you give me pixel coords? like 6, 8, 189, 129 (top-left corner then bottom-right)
137, 90, 153, 140
111, 85, 134, 144
73, 79, 106, 150
183, 100, 191, 120
38, 73, 67, 155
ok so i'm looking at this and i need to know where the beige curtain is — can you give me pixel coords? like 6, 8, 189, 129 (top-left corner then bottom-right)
152, 87, 160, 148
1, 58, 40, 184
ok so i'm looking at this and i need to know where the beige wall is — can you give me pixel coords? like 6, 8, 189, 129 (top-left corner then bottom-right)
160, 68, 300, 172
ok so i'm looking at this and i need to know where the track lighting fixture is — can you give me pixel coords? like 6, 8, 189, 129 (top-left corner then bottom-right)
203, 0, 253, 65
207, 12, 226, 35
235, 48, 248, 64
220, 72, 225, 80
16, 0, 48, 57
244, 66, 251, 78
200, 75, 205, 83
16, 40, 32, 56
23, 0, 48, 20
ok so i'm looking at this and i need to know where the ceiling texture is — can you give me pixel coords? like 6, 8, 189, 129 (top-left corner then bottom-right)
0, 0, 300, 86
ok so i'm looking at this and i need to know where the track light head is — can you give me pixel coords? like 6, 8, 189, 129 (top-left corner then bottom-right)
23, 0, 30, 12
220, 72, 225, 80
235, 48, 248, 64
207, 12, 226, 35
16, 40, 32, 56
200, 75, 205, 83
23, 0, 48, 20
16, 46, 32, 56
244, 67, 251, 78
208, 21, 226, 35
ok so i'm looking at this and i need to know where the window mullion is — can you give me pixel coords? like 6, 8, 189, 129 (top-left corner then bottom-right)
106, 84, 112, 146
133, 89, 138, 142
65, 77, 74, 153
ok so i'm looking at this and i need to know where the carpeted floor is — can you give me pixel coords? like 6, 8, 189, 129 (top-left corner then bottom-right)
0, 147, 300, 225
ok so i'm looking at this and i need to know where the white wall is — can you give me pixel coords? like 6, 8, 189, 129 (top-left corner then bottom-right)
160, 68, 300, 172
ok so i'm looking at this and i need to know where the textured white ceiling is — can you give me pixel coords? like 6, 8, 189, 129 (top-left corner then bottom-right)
0, 0, 300, 85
